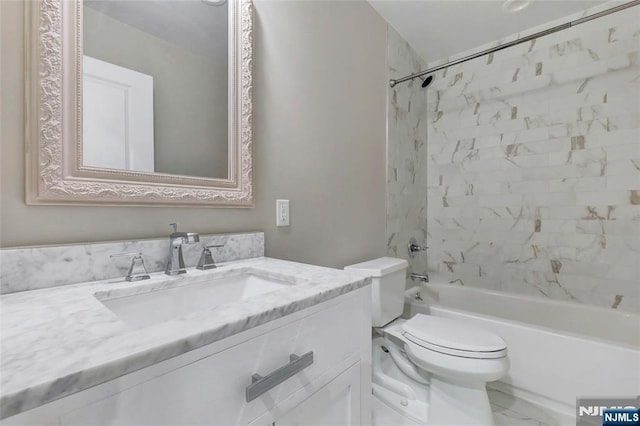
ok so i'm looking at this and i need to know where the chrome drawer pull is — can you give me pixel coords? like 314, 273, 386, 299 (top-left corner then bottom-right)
245, 351, 314, 402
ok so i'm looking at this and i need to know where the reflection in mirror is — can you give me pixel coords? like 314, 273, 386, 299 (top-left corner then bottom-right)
82, 0, 229, 179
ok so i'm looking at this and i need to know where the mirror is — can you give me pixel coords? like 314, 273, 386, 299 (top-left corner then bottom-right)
82, 0, 229, 179
26, 0, 253, 206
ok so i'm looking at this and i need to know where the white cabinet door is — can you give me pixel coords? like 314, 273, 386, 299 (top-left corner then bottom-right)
276, 365, 361, 426
276, 363, 361, 426
246, 363, 362, 426
60, 335, 267, 426
256, 296, 361, 404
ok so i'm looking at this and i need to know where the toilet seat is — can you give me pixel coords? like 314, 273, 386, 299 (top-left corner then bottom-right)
402, 314, 507, 359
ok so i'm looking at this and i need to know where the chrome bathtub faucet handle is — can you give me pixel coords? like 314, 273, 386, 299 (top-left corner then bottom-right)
408, 237, 428, 258
197, 244, 225, 270
110, 252, 151, 282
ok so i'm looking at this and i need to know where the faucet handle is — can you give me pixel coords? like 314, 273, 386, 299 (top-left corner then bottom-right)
408, 237, 428, 258
110, 252, 151, 282
197, 244, 225, 270
170, 222, 178, 233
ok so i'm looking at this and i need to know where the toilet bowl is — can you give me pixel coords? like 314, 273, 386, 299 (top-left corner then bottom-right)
345, 257, 509, 426
387, 315, 508, 425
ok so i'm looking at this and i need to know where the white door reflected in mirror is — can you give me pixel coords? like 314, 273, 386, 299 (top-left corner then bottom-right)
82, 55, 155, 172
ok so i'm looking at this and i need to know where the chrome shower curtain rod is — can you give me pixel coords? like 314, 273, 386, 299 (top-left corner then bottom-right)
389, 0, 640, 88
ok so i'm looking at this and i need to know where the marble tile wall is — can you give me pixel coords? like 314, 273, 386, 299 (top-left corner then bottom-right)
425, 7, 640, 312
0, 232, 264, 294
386, 25, 429, 285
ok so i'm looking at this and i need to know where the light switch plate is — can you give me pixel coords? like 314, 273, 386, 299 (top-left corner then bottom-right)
276, 200, 290, 227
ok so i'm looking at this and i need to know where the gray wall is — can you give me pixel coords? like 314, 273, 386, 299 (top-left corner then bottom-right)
0, 0, 388, 269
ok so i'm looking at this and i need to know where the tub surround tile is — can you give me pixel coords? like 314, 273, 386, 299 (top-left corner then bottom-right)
0, 232, 264, 294
386, 26, 429, 285
0, 257, 371, 418
425, 8, 640, 313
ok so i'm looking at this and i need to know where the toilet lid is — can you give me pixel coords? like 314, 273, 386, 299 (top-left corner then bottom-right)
402, 315, 507, 359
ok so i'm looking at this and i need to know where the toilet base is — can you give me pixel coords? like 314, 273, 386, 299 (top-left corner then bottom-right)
373, 383, 428, 425
428, 375, 494, 425
372, 392, 423, 426
373, 336, 498, 426
372, 337, 428, 424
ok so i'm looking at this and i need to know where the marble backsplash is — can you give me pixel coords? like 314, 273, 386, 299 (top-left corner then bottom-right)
0, 232, 264, 294
386, 25, 429, 285
425, 5, 640, 312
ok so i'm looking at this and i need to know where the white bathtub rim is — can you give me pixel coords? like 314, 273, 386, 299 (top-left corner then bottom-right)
407, 296, 638, 351
412, 283, 638, 321
406, 284, 640, 350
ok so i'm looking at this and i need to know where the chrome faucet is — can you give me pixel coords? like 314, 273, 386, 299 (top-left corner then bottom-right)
165, 223, 200, 275
410, 272, 429, 283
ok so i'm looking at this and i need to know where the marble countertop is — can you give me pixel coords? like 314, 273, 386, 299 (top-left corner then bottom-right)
0, 257, 371, 419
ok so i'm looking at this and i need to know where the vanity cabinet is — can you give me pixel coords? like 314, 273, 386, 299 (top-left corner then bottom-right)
4, 287, 371, 426
248, 362, 361, 426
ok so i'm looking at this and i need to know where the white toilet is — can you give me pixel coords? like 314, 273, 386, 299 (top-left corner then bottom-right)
345, 257, 509, 426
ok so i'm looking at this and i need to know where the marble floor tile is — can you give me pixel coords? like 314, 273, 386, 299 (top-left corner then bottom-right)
488, 388, 574, 426
372, 395, 421, 426
372, 388, 574, 426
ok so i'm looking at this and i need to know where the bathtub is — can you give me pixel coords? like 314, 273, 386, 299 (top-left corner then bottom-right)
403, 283, 640, 417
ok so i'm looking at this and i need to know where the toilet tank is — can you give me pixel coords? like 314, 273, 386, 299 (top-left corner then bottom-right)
344, 257, 408, 327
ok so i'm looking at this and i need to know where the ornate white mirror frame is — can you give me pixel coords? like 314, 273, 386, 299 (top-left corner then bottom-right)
25, 0, 253, 207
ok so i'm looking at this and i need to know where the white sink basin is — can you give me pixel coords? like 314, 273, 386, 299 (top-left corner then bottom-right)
100, 273, 289, 329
